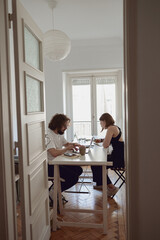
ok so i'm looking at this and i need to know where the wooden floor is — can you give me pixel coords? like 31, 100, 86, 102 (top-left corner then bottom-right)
50, 169, 126, 240
17, 169, 126, 240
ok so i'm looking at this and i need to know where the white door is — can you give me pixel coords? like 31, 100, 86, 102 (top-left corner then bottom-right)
12, 1, 50, 239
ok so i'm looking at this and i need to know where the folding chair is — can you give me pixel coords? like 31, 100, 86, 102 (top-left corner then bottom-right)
110, 167, 125, 197
46, 134, 68, 208
48, 176, 68, 208
65, 166, 93, 194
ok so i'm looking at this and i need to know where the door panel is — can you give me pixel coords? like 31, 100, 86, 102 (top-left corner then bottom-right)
27, 121, 45, 164
30, 199, 49, 240
28, 160, 48, 215
12, 0, 50, 239
24, 25, 41, 70
25, 75, 43, 113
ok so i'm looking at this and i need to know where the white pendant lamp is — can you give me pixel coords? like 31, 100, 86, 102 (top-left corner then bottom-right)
44, 0, 71, 61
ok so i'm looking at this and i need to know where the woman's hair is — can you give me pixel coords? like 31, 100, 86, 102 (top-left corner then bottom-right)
99, 113, 115, 130
48, 114, 70, 131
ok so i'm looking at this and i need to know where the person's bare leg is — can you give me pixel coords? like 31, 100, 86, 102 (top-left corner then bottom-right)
107, 184, 119, 197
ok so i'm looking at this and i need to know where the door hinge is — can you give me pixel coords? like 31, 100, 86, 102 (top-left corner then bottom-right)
8, 13, 14, 29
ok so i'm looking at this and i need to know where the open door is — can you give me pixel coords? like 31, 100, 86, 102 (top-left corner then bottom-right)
12, 0, 50, 239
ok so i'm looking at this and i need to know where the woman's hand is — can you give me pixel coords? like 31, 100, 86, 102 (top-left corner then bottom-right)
94, 139, 102, 143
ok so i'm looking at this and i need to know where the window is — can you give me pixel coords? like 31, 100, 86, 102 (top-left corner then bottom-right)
72, 79, 91, 136
64, 70, 123, 141
96, 77, 116, 135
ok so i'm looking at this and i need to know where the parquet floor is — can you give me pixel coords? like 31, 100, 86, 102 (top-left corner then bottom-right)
16, 169, 126, 240
50, 169, 126, 240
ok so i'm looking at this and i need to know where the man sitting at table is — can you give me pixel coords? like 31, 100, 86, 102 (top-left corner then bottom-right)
47, 113, 83, 203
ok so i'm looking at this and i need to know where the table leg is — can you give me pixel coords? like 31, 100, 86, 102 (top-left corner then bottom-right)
52, 164, 58, 231
57, 168, 63, 215
102, 165, 107, 234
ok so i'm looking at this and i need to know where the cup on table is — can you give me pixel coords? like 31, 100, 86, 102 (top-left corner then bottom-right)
79, 145, 86, 155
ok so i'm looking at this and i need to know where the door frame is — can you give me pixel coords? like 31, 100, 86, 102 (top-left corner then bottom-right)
124, 0, 139, 239
0, 0, 136, 239
64, 69, 123, 141
0, 0, 17, 239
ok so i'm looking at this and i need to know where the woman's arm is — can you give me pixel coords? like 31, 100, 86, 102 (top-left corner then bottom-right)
103, 127, 113, 148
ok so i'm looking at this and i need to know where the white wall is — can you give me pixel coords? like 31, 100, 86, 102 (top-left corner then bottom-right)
126, 0, 160, 239
44, 37, 123, 126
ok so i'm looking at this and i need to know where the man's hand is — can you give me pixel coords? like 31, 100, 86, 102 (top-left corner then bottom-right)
65, 142, 81, 150
73, 142, 81, 147
66, 144, 75, 150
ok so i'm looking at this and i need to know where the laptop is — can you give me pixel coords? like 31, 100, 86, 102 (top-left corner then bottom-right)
74, 137, 94, 154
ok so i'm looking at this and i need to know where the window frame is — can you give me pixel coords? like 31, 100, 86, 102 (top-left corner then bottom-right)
63, 70, 123, 141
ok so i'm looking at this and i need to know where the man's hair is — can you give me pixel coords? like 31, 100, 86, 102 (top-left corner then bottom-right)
48, 114, 70, 131
99, 113, 115, 129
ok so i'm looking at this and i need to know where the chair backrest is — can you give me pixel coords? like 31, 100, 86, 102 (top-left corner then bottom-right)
14, 141, 19, 155
45, 134, 51, 148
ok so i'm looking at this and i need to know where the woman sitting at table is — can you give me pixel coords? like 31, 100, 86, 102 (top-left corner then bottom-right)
91, 113, 124, 197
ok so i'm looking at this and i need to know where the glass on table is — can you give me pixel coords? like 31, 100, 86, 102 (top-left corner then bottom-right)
78, 138, 86, 145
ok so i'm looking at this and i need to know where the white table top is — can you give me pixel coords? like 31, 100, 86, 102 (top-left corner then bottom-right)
48, 144, 113, 166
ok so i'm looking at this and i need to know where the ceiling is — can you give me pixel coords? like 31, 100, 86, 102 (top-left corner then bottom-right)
20, 0, 123, 40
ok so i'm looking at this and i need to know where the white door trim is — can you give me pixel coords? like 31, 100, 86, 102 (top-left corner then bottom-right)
0, 0, 17, 239
124, 0, 139, 239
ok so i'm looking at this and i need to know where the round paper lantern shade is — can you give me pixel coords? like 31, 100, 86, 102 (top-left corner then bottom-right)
44, 29, 71, 61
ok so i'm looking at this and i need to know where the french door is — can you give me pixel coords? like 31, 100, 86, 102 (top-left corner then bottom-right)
12, 1, 50, 239
65, 70, 123, 140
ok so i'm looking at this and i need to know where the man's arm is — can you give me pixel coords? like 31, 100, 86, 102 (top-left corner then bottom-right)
64, 142, 80, 148
64, 142, 71, 147
48, 144, 75, 158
